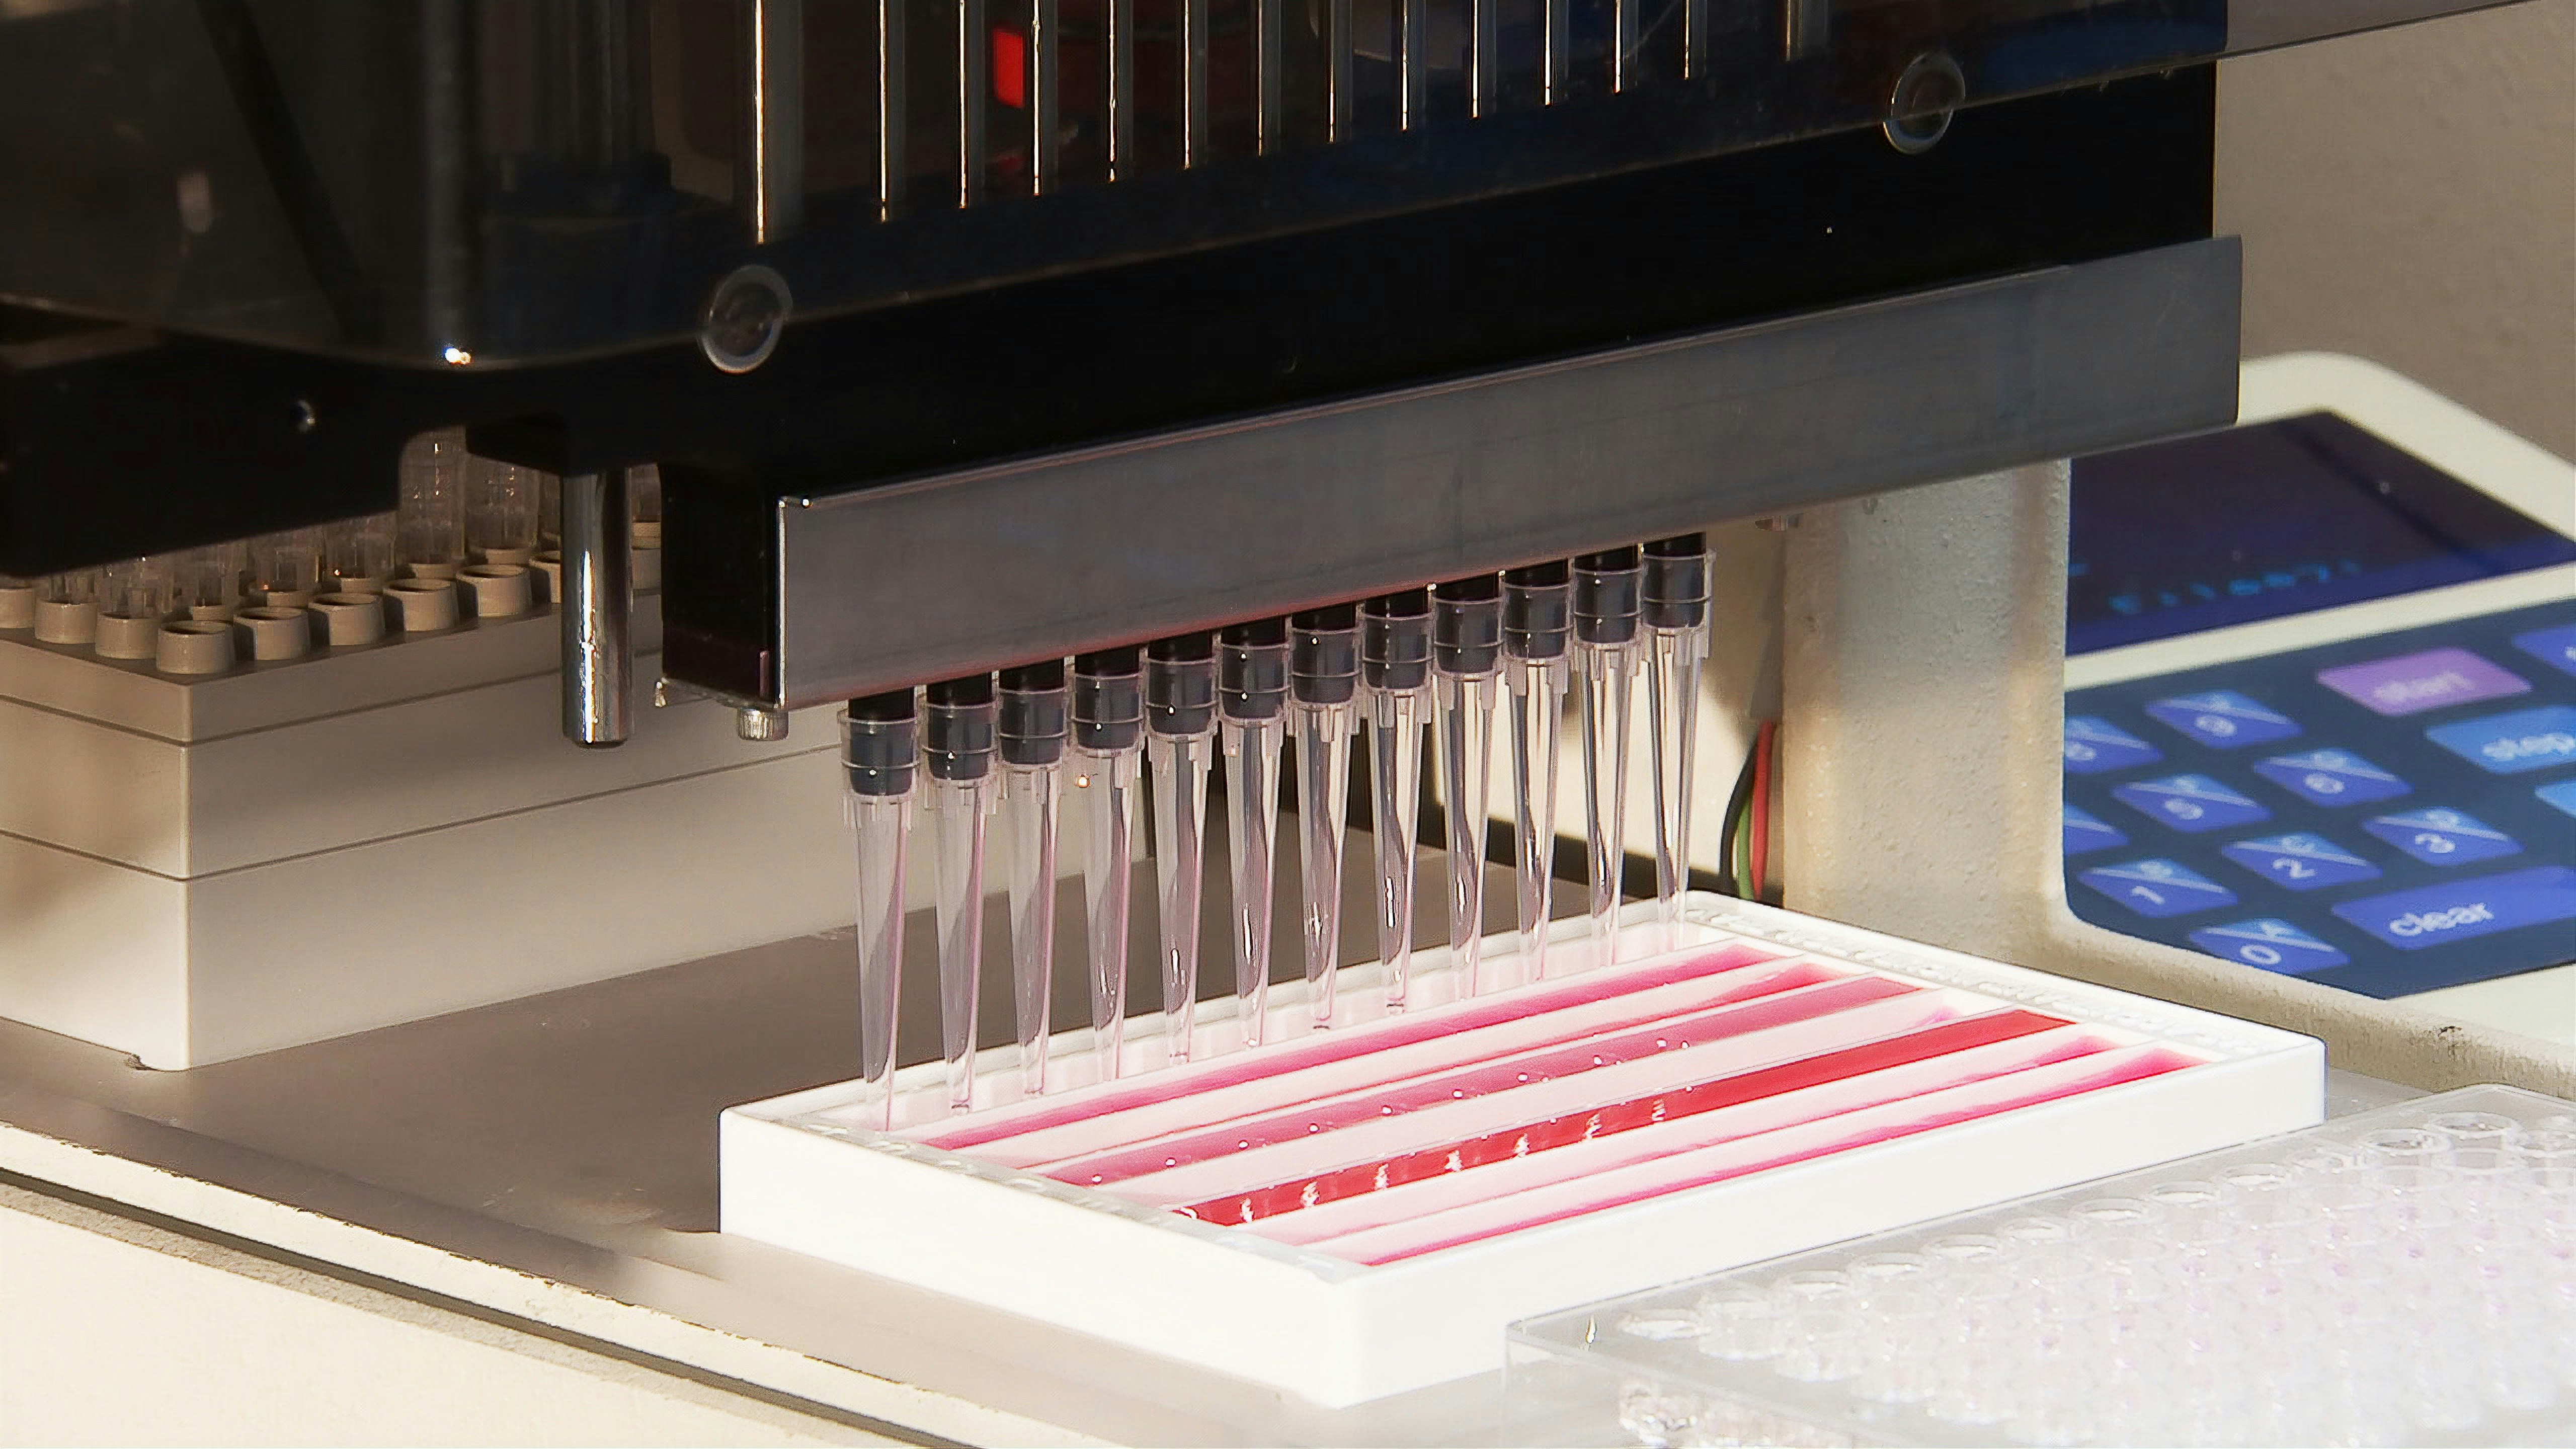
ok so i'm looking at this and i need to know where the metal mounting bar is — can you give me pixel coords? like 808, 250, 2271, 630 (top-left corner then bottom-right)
774, 237, 2242, 708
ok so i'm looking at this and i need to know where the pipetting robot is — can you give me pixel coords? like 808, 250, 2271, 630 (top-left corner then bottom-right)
0, 0, 2566, 1440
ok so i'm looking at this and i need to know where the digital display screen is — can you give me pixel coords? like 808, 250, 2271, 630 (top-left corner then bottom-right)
2067, 412, 2576, 656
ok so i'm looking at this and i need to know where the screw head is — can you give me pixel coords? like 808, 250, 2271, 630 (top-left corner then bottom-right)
700, 265, 792, 374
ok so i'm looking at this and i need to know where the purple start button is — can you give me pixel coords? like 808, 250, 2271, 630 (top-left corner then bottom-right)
2316, 648, 2531, 718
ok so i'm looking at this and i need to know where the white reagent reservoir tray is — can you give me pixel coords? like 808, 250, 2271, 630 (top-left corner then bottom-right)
721, 895, 2324, 1407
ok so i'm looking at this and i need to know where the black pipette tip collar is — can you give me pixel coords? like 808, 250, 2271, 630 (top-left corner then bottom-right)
1146, 631, 1218, 736
1219, 618, 1290, 721
1502, 561, 1572, 661
1072, 647, 1144, 752
1642, 533, 1712, 629
923, 673, 997, 781
1432, 574, 1503, 677
1573, 546, 1644, 646
1361, 589, 1432, 692
842, 688, 919, 796
1290, 604, 1360, 705
999, 659, 1069, 767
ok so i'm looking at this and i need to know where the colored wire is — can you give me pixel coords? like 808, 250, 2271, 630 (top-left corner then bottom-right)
1748, 718, 1777, 904
1717, 728, 1759, 896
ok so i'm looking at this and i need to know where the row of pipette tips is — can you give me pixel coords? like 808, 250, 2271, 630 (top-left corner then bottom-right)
841, 535, 1714, 1124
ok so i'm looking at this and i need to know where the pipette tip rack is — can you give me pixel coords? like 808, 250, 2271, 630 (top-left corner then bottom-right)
722, 894, 2321, 1406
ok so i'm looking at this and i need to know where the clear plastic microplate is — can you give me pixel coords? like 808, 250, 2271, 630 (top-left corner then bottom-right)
1506, 1084, 2576, 1448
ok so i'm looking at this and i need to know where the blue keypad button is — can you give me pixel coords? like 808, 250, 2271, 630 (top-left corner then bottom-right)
2539, 779, 2576, 820
2329, 866, 2576, 951
2363, 808, 2522, 867
2143, 691, 2302, 749
2219, 833, 2382, 892
2063, 716, 2162, 775
2425, 704, 2576, 776
2076, 858, 2238, 919
2512, 621, 2576, 678
2250, 749, 2410, 807
2112, 774, 2271, 834
2188, 919, 2351, 975
2061, 803, 2128, 856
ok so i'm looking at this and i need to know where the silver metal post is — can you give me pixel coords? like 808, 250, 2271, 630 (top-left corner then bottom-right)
1181, 0, 1210, 165
879, 0, 909, 217
1399, 0, 1427, 127
1612, 0, 1634, 91
959, 0, 988, 205
1543, 0, 1569, 103
1326, 0, 1353, 140
1029, 0, 1060, 190
743, 0, 806, 242
1254, 0, 1282, 150
561, 468, 633, 747
1468, 0, 1495, 118
1107, 0, 1136, 177
1682, 0, 1706, 78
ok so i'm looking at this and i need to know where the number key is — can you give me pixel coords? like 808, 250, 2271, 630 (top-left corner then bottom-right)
2144, 691, 2301, 749
2076, 858, 2238, 919
2362, 808, 2522, 867
2219, 833, 2382, 892
2250, 749, 2410, 808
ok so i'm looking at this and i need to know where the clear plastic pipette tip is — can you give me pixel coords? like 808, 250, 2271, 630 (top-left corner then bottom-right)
1072, 649, 1144, 1081
924, 676, 997, 1113
1501, 564, 1570, 981
998, 662, 1069, 1095
1291, 606, 1359, 1028
1362, 590, 1432, 1009
1642, 536, 1712, 949
1219, 622, 1289, 1049
1432, 576, 1502, 995
1574, 547, 1642, 968
842, 692, 918, 1131
1146, 634, 1217, 1066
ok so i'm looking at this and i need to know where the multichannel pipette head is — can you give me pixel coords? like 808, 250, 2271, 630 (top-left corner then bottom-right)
1500, 562, 1570, 979
1572, 547, 1644, 964
998, 660, 1069, 1094
1146, 633, 1217, 1064
1072, 646, 1144, 1079
924, 674, 998, 1111
1218, 619, 1290, 1048
1431, 574, 1503, 992
1290, 604, 1359, 1027
1362, 589, 1432, 1008
1641, 534, 1713, 940
843, 689, 919, 1128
